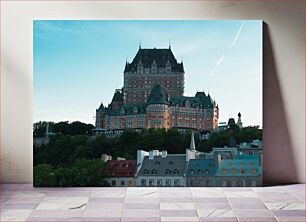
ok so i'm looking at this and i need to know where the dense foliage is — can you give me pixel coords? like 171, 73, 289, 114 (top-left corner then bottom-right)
33, 159, 110, 187
33, 121, 94, 137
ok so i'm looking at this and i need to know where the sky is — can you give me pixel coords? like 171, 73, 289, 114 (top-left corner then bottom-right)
34, 20, 262, 127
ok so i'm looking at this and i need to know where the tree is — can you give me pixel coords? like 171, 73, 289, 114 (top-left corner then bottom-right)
52, 121, 94, 136
55, 167, 74, 187
33, 121, 54, 137
33, 164, 57, 187
71, 159, 110, 187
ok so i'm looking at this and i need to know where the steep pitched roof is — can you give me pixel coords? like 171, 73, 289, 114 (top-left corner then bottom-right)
107, 103, 147, 116
107, 160, 137, 177
186, 159, 217, 177
170, 91, 216, 109
138, 155, 187, 177
112, 90, 124, 102
97, 102, 104, 111
216, 155, 261, 177
147, 85, 168, 105
124, 48, 184, 72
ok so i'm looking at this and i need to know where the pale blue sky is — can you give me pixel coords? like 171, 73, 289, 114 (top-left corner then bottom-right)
34, 20, 262, 127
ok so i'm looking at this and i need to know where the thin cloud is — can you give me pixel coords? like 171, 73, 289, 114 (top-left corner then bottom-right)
216, 54, 225, 66
209, 21, 245, 76
228, 21, 245, 49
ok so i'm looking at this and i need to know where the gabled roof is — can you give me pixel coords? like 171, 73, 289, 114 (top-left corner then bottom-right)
147, 85, 168, 105
138, 155, 187, 177
124, 48, 184, 73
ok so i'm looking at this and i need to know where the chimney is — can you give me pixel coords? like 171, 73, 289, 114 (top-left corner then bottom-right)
101, 154, 112, 162
214, 153, 221, 168
190, 131, 195, 150
162, 150, 167, 158
149, 150, 154, 160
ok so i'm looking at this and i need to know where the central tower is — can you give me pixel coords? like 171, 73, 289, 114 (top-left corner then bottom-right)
123, 46, 185, 104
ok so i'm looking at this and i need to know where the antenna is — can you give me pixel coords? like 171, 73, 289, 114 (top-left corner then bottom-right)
169, 38, 171, 49
139, 38, 141, 49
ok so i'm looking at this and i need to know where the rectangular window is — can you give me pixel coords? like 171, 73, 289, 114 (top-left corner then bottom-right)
157, 179, 162, 186
166, 179, 171, 186
149, 179, 154, 186
141, 179, 146, 186
222, 181, 227, 187
174, 179, 180, 186
111, 180, 116, 186
231, 180, 236, 187
121, 180, 125, 186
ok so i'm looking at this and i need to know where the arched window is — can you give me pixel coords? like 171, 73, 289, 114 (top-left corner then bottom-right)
173, 169, 179, 175
165, 169, 171, 175
143, 169, 149, 175
205, 169, 209, 175
190, 169, 194, 175
152, 169, 157, 175
231, 168, 237, 174
168, 161, 174, 166
221, 168, 227, 174
198, 169, 202, 174
241, 168, 246, 174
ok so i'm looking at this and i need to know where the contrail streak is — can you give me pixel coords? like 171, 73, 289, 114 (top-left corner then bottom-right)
228, 21, 245, 49
209, 21, 245, 76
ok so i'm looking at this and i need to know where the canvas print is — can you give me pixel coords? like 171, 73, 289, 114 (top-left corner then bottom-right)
33, 20, 263, 187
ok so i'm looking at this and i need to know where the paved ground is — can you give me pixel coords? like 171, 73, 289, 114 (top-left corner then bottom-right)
0, 184, 305, 222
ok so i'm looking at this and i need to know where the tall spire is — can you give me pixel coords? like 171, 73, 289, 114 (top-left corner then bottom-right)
190, 130, 195, 150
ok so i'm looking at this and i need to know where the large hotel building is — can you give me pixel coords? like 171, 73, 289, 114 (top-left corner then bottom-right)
95, 46, 219, 132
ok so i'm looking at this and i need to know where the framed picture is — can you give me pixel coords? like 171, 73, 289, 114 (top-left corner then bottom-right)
33, 20, 262, 187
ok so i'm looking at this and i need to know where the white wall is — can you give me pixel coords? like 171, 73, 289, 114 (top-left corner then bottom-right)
1, 1, 304, 184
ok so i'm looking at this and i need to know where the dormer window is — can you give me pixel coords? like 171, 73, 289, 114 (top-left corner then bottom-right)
144, 169, 149, 175
137, 61, 143, 73
241, 168, 246, 174
152, 169, 157, 175
165, 169, 171, 175
185, 100, 190, 108
155, 161, 160, 165
133, 107, 138, 114
173, 169, 179, 175
190, 169, 194, 175
198, 169, 202, 174
166, 60, 171, 73
205, 169, 209, 175
151, 60, 157, 73
168, 161, 174, 166
121, 108, 125, 115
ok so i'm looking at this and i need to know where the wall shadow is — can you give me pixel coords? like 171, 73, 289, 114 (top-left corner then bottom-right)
263, 22, 298, 185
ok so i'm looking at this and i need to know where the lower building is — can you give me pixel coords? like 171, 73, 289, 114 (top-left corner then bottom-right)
106, 159, 137, 187
136, 150, 187, 187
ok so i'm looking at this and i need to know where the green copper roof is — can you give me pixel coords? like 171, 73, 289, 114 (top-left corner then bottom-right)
107, 103, 146, 116
147, 85, 168, 105
170, 92, 216, 109
112, 90, 124, 102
